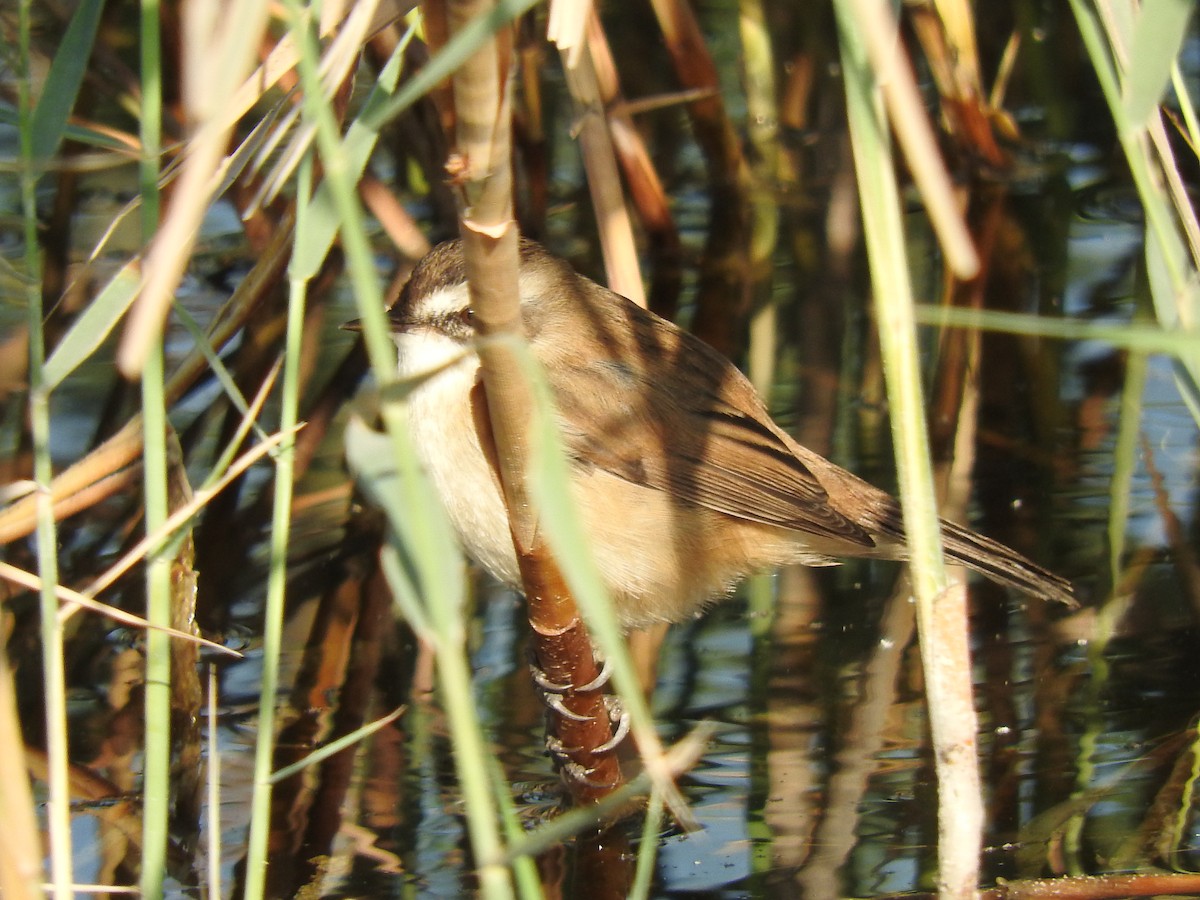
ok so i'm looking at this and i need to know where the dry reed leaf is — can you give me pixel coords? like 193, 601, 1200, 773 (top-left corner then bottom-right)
845, 0, 979, 279
0, 561, 239, 656
554, 11, 644, 306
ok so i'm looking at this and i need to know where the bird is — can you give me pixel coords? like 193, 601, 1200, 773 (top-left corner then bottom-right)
376, 238, 1074, 631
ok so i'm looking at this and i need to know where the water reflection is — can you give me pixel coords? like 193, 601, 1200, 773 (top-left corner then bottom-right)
8, 50, 1200, 900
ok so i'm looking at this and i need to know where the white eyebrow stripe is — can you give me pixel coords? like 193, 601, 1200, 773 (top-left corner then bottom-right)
411, 283, 471, 320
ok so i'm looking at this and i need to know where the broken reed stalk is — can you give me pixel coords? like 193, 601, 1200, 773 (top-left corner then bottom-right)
555, 11, 644, 306
906, 0, 1010, 169
582, 10, 679, 298
443, 0, 623, 802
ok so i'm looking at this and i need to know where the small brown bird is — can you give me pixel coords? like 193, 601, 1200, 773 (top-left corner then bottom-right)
382, 239, 1073, 630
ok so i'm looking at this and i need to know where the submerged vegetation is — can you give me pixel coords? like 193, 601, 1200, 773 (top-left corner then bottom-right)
2, 0, 1200, 897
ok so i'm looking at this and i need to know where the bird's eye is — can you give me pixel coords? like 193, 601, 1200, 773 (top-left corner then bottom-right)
459, 307, 475, 326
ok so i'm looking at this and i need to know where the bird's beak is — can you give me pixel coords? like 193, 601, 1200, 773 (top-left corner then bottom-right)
343, 315, 420, 334
342, 318, 403, 332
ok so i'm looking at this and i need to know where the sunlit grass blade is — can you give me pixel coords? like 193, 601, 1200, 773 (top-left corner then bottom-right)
629, 788, 666, 900
170, 303, 271, 443
0, 107, 134, 153
1069, 0, 1200, 427
344, 413, 518, 897
42, 259, 140, 391
252, 0, 390, 202
269, 706, 405, 783
136, 0, 172, 891
1122, 0, 1194, 128
344, 417, 449, 640
1170, 62, 1200, 153
117, 0, 273, 378
0, 561, 240, 656
240, 148, 313, 900
915, 303, 1200, 353
81, 426, 294, 599
1145, 235, 1200, 414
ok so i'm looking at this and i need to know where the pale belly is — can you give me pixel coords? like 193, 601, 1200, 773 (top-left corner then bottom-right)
394, 334, 812, 629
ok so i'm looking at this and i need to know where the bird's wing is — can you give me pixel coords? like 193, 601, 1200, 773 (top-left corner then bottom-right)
548, 303, 877, 549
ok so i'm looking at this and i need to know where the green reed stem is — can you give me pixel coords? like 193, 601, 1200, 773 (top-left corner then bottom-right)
140, 332, 172, 900
18, 0, 72, 892
486, 754, 542, 899
279, 3, 514, 896
206, 665, 222, 899
630, 788, 666, 900
240, 150, 312, 900
835, 1, 980, 895
138, 0, 170, 893
835, 0, 951, 634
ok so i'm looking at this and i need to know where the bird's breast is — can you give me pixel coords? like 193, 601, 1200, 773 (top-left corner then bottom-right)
398, 339, 522, 587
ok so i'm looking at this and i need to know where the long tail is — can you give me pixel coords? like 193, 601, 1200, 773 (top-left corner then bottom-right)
939, 518, 1075, 606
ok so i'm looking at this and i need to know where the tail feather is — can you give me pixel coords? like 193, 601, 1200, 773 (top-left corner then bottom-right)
863, 500, 1076, 605
939, 519, 1076, 606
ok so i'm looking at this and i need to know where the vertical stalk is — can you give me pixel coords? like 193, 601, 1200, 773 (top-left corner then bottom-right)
241, 151, 312, 900
140, 319, 172, 900
18, 0, 73, 890
138, 0, 170, 893
834, 2, 982, 897
280, 4, 520, 894
205, 665, 222, 898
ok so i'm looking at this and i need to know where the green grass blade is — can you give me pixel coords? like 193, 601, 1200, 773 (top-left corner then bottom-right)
241, 149, 313, 900
292, 21, 414, 279
29, 0, 105, 160
914, 303, 1200, 353
0, 106, 134, 153
1069, 0, 1200, 426
510, 337, 663, 765
1170, 62, 1200, 152
1145, 233, 1200, 412
19, 0, 73, 888
42, 259, 140, 390
269, 706, 405, 783
345, 415, 454, 639
629, 789, 666, 900
835, 1, 979, 893
138, 0, 170, 892
170, 301, 270, 444
1123, 0, 1194, 128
